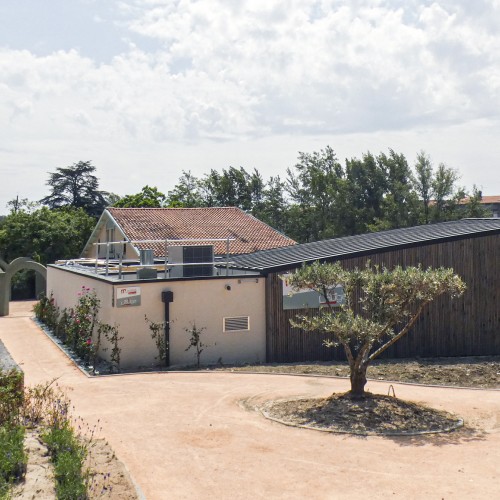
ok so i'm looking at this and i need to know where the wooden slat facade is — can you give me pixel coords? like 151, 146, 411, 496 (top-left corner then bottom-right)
265, 233, 500, 362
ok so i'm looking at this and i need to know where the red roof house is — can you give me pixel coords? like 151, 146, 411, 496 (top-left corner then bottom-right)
81, 207, 296, 259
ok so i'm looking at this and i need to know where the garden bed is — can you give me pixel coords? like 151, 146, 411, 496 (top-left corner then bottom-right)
208, 356, 500, 389
259, 393, 463, 435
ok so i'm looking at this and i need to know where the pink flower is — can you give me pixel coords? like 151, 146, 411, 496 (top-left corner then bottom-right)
86, 339, 92, 345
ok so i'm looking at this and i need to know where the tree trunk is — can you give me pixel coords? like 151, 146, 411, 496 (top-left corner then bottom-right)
349, 365, 368, 398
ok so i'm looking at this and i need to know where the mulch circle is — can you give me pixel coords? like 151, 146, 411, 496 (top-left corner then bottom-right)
259, 393, 464, 436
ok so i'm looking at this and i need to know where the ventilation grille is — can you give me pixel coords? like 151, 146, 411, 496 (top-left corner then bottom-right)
223, 316, 250, 332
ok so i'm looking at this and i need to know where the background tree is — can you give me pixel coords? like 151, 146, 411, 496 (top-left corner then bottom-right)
286, 262, 465, 398
412, 153, 472, 223
254, 176, 290, 235
371, 150, 420, 231
431, 163, 463, 222
6, 197, 39, 214
343, 152, 386, 235
460, 185, 492, 218
40, 161, 110, 217
200, 166, 264, 211
166, 171, 205, 207
104, 146, 487, 244
286, 146, 345, 242
0, 206, 94, 265
413, 151, 434, 224
113, 185, 167, 208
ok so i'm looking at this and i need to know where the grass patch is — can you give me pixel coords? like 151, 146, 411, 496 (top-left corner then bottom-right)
43, 422, 87, 499
0, 425, 26, 497
0, 369, 27, 499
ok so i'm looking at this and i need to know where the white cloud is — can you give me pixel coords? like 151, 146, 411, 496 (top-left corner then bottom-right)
3, 1, 500, 141
1, 0, 500, 210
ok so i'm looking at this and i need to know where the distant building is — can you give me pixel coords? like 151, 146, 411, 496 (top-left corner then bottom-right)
458, 195, 500, 218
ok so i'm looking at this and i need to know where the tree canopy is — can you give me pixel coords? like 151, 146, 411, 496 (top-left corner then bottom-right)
0, 206, 95, 265
154, 147, 489, 243
113, 185, 167, 208
40, 161, 110, 217
286, 262, 466, 397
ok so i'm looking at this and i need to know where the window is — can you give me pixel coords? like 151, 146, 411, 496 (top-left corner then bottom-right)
223, 316, 250, 332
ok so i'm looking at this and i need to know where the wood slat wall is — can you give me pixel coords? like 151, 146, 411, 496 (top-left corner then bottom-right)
265, 233, 500, 362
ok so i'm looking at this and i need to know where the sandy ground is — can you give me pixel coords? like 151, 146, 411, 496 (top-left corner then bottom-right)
2, 301, 500, 500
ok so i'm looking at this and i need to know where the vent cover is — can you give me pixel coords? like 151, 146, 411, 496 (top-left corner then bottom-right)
223, 316, 250, 332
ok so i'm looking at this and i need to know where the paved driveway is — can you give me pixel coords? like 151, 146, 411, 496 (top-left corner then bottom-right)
1, 302, 500, 499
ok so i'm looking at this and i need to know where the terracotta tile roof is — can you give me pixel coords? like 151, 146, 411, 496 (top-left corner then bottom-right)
107, 207, 296, 257
458, 195, 500, 204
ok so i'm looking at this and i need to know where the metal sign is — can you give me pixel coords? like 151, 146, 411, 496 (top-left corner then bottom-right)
282, 274, 344, 310
116, 286, 141, 307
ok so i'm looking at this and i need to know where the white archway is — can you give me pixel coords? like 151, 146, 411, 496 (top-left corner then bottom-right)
0, 258, 47, 316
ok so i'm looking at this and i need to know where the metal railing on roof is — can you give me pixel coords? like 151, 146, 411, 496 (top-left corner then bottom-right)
92, 237, 236, 278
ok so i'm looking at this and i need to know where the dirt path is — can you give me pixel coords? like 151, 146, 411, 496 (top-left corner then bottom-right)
2, 302, 500, 499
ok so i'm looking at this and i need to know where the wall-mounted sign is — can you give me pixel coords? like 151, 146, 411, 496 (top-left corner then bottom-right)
319, 286, 345, 307
116, 286, 141, 307
282, 274, 344, 310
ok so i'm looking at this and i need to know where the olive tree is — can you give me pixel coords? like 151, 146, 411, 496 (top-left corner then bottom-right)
285, 262, 466, 398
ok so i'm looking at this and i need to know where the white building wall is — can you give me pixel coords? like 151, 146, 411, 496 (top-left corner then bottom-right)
47, 266, 266, 369
80, 218, 136, 260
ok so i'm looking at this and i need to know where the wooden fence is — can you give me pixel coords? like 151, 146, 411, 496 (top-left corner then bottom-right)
265, 233, 500, 362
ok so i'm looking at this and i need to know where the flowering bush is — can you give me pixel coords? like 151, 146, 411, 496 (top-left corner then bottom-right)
33, 292, 59, 330
34, 287, 122, 374
67, 287, 100, 363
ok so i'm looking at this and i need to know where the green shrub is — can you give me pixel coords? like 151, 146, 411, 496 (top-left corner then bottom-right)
34, 287, 123, 374
53, 450, 87, 500
0, 369, 26, 498
33, 292, 60, 330
43, 423, 87, 500
0, 424, 27, 496
41, 397, 90, 500
0, 369, 24, 425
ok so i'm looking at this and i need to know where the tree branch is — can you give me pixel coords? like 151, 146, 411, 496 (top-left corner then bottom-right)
368, 301, 429, 362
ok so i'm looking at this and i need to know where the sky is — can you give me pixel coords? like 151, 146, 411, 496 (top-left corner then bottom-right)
1, 0, 500, 214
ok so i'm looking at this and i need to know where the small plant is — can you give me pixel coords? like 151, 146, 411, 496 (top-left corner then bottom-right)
0, 425, 26, 496
100, 323, 123, 373
0, 369, 24, 425
69, 287, 100, 362
21, 378, 61, 427
33, 292, 60, 330
0, 368, 27, 498
42, 417, 88, 499
185, 323, 209, 369
26, 380, 101, 499
1, 373, 109, 499
34, 287, 123, 376
145, 315, 168, 366
55, 308, 72, 343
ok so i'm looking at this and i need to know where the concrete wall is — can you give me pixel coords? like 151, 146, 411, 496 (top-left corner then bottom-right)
47, 266, 266, 369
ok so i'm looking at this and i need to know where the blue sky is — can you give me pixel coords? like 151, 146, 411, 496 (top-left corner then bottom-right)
1, 0, 500, 213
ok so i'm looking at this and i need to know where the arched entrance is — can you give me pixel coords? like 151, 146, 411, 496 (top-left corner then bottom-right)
0, 258, 47, 316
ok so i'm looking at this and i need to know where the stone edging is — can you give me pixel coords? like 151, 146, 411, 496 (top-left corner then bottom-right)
259, 400, 464, 437
32, 318, 92, 378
